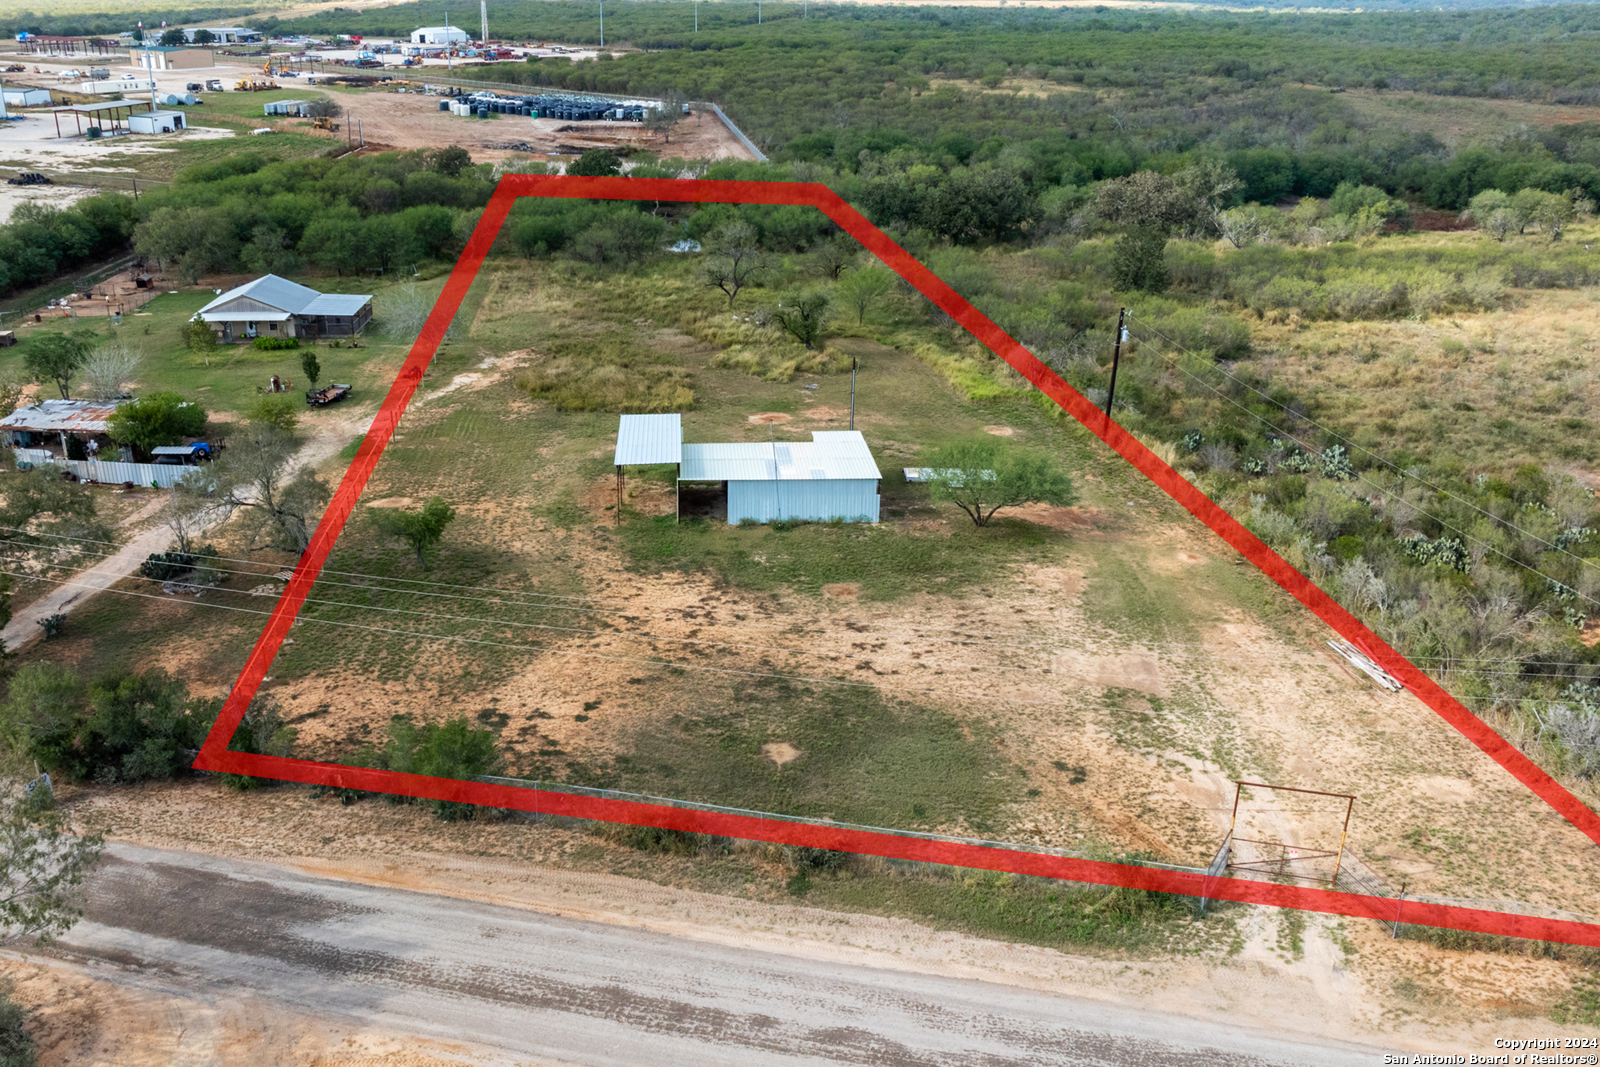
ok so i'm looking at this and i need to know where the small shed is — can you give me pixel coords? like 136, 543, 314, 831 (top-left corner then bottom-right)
679, 429, 881, 525
1, 87, 51, 107
128, 109, 185, 134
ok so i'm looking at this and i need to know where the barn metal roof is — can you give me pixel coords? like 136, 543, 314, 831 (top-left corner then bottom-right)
680, 431, 880, 482
0, 399, 120, 433
614, 413, 681, 466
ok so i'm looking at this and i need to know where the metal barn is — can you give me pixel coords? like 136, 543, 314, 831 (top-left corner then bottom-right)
613, 416, 881, 524
681, 431, 881, 524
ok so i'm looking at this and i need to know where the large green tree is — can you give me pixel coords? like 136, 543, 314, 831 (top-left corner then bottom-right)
105, 392, 207, 460
920, 439, 1076, 527
23, 333, 90, 400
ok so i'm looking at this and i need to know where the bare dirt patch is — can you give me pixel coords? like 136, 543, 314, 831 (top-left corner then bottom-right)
822, 582, 861, 599
762, 741, 802, 766
325, 92, 757, 164
747, 412, 791, 424
983, 424, 1015, 436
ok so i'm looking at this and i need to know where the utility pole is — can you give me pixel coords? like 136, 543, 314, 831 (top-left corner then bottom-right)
758, 0, 762, 23
599, 0, 604, 47
695, 0, 698, 31
849, 357, 858, 430
130, 173, 137, 200
1104, 307, 1127, 418
481, 0, 488, 45
446, 12, 453, 71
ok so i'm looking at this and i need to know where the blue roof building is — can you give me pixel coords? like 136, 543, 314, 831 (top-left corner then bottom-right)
196, 274, 373, 342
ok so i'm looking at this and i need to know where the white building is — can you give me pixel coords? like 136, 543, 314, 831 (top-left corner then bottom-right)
614, 414, 883, 524
1, 87, 51, 107
410, 25, 470, 44
129, 109, 185, 134
182, 26, 262, 44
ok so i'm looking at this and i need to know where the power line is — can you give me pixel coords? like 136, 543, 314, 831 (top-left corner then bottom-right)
0, 566, 1173, 710
5, 523, 1596, 696
8, 533, 1594, 684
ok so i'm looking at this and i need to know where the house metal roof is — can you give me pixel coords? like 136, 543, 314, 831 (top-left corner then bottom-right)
0, 399, 120, 433
301, 293, 372, 317
196, 274, 371, 319
680, 430, 880, 482
613, 413, 682, 466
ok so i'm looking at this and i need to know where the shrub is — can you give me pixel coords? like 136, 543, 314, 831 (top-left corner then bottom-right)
252, 337, 299, 351
30, 669, 215, 784
0, 980, 34, 1067
220, 697, 297, 790
138, 550, 194, 581
246, 393, 300, 433
1144, 307, 1251, 360
1111, 226, 1169, 293
381, 715, 504, 820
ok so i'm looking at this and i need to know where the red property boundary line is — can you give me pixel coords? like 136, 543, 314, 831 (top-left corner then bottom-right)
194, 175, 1600, 947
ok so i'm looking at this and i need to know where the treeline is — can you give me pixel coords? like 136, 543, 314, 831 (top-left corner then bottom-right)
0, 3, 259, 38
130, 147, 490, 283
0, 195, 137, 299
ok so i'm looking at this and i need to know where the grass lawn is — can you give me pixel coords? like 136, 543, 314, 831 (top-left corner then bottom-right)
5, 273, 440, 418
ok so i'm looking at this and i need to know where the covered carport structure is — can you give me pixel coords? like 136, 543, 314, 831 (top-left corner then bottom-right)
613, 413, 682, 520
50, 99, 153, 138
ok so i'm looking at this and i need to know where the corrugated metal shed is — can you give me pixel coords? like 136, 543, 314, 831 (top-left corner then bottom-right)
0, 400, 120, 434
680, 431, 880, 482
679, 442, 772, 481
614, 413, 682, 466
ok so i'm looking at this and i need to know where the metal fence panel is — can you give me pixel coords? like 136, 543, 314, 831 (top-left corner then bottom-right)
13, 449, 188, 488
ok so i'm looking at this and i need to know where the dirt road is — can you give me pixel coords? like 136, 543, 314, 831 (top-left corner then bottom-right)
34, 843, 1388, 1066
0, 406, 370, 654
